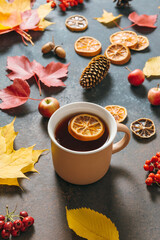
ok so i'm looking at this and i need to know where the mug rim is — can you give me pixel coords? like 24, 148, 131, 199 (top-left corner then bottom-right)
48, 102, 117, 155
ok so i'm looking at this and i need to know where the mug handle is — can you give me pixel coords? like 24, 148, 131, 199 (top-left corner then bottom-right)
112, 123, 131, 154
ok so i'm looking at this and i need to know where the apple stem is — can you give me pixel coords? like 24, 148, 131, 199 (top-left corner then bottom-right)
125, 66, 132, 72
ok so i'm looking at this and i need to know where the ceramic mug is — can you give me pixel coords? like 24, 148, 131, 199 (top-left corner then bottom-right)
48, 102, 130, 185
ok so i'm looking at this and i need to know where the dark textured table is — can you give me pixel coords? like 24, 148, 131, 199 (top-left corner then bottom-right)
0, 0, 160, 239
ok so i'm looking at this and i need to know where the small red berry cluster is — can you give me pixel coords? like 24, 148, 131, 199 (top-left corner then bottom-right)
143, 152, 160, 186
46, 0, 57, 8
46, 0, 84, 11
0, 206, 34, 239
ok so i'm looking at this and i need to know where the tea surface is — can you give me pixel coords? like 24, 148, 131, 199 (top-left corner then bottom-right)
55, 114, 109, 151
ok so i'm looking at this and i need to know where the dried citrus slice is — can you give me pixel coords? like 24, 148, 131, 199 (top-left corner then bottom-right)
65, 15, 88, 32
105, 105, 127, 123
68, 113, 105, 141
104, 43, 131, 65
130, 35, 149, 51
130, 118, 155, 138
110, 31, 138, 48
75, 36, 102, 57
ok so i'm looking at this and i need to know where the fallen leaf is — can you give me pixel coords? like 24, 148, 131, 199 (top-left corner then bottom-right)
66, 207, 119, 240
0, 0, 53, 45
7, 55, 70, 89
36, 62, 70, 87
0, 119, 46, 187
95, 9, 122, 25
0, 79, 30, 109
128, 12, 157, 28
143, 56, 160, 78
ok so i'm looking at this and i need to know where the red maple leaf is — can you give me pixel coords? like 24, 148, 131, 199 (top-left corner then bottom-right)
128, 12, 157, 28
7, 56, 70, 95
0, 79, 30, 109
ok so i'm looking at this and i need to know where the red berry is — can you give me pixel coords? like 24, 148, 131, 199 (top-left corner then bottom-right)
51, 2, 56, 8
156, 152, 160, 157
11, 227, 20, 237
1, 229, 10, 239
145, 160, 151, 165
23, 216, 34, 227
70, 1, 74, 6
78, 0, 83, 3
148, 173, 155, 179
157, 170, 160, 174
0, 215, 5, 221
155, 173, 160, 182
20, 222, 28, 232
143, 164, 149, 171
154, 162, 158, 168
59, 3, 66, 11
19, 211, 28, 218
46, 0, 51, 2
0, 220, 5, 230
145, 177, 153, 186
151, 156, 158, 163
4, 221, 13, 231
13, 219, 22, 229
149, 165, 154, 172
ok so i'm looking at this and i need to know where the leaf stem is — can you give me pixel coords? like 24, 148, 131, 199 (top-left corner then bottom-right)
113, 20, 123, 30
34, 74, 42, 96
122, 23, 136, 30
157, 84, 159, 90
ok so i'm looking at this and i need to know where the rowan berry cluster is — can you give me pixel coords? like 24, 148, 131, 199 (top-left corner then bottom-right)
0, 206, 34, 239
46, 0, 84, 11
143, 152, 160, 186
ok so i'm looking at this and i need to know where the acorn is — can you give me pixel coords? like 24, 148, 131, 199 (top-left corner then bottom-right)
41, 37, 66, 59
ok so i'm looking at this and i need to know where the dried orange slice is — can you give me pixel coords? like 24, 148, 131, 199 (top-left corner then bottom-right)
65, 15, 88, 32
74, 36, 102, 57
110, 31, 138, 48
130, 118, 155, 138
130, 35, 149, 51
105, 105, 127, 123
68, 113, 105, 141
104, 43, 131, 65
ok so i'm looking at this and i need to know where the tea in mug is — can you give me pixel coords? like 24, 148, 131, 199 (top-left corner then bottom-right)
55, 113, 109, 152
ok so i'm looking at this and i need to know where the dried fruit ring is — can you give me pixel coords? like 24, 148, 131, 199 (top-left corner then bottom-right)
130, 35, 149, 51
130, 118, 155, 138
75, 36, 102, 57
110, 31, 138, 48
68, 113, 105, 141
105, 105, 127, 123
65, 15, 88, 32
104, 43, 131, 65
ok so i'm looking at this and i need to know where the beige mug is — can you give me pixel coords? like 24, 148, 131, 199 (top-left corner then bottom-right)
48, 102, 130, 185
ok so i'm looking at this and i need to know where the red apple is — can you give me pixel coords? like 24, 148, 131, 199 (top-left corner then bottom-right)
38, 97, 60, 118
148, 84, 160, 106
127, 69, 145, 86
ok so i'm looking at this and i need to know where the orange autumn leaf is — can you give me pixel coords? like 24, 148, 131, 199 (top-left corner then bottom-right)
0, 0, 54, 45
66, 207, 119, 240
0, 118, 47, 188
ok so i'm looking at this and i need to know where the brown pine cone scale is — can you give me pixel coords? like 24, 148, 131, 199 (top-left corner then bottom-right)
80, 55, 110, 89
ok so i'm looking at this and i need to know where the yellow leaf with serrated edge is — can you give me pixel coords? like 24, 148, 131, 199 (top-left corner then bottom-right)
143, 56, 160, 78
36, 2, 54, 30
66, 207, 119, 240
0, 0, 31, 13
95, 10, 122, 25
0, 119, 47, 188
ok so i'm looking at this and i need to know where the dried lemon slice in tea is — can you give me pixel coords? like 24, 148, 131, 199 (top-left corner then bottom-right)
130, 118, 155, 138
68, 113, 105, 141
65, 15, 88, 32
105, 105, 127, 123
104, 43, 131, 65
110, 31, 138, 48
130, 35, 149, 51
75, 36, 102, 57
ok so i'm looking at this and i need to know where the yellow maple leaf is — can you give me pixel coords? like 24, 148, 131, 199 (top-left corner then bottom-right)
143, 56, 160, 78
95, 10, 122, 25
0, 119, 47, 188
66, 207, 119, 240
0, 0, 31, 14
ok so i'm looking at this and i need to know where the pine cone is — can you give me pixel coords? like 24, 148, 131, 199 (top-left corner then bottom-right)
113, 0, 132, 7
80, 55, 110, 89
